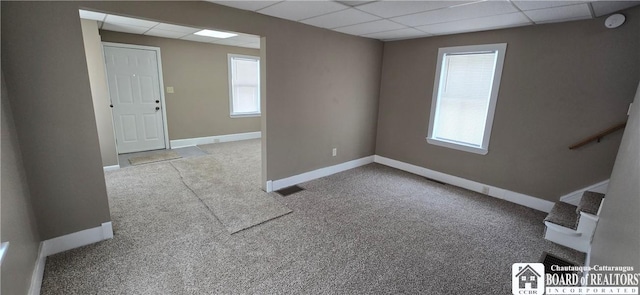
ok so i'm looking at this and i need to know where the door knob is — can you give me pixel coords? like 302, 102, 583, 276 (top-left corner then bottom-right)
155, 107, 160, 111
156, 100, 160, 103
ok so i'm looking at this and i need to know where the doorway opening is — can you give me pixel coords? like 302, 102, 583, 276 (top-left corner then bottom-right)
79, 9, 266, 189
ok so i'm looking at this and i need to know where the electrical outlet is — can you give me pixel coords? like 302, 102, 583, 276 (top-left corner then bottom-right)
481, 186, 490, 194
332, 148, 337, 157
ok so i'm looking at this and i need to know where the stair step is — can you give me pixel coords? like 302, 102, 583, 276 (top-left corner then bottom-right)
545, 202, 579, 230
577, 191, 605, 215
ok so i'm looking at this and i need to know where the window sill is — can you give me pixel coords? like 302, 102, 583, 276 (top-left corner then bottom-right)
426, 138, 488, 155
230, 114, 261, 118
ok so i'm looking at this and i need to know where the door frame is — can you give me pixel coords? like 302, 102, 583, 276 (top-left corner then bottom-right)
102, 42, 171, 153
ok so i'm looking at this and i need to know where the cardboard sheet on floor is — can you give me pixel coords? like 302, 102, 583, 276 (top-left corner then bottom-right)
172, 141, 291, 233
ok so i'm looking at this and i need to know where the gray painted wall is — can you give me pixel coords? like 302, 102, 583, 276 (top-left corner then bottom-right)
1, 2, 112, 239
375, 7, 640, 202
81, 19, 119, 167
99, 30, 261, 141
1, 73, 41, 295
590, 82, 640, 270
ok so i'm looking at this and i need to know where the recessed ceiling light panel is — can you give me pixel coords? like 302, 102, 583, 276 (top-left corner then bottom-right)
194, 29, 238, 38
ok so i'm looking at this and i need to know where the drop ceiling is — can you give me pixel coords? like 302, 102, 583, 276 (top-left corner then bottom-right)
78, 10, 261, 49
208, 0, 640, 40
81, 1, 639, 45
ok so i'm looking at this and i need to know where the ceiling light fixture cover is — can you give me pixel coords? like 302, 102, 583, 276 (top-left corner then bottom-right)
604, 14, 625, 29
194, 29, 237, 38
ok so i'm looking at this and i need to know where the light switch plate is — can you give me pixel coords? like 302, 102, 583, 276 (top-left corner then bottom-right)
166, 86, 174, 94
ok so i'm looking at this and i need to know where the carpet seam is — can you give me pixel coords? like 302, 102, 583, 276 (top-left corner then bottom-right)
229, 210, 293, 235
168, 162, 227, 229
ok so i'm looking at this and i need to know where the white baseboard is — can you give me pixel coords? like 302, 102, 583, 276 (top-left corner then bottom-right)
29, 222, 113, 295
43, 222, 114, 256
267, 156, 375, 192
29, 243, 46, 295
265, 180, 273, 193
559, 180, 609, 206
170, 131, 261, 149
373, 155, 555, 213
103, 165, 120, 172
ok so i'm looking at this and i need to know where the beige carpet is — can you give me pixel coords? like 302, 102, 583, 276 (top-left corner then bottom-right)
40, 139, 584, 294
128, 150, 181, 166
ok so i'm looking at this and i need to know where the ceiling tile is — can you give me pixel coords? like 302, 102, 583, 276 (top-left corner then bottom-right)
79, 10, 107, 22
391, 0, 519, 27
417, 12, 531, 35
89, 1, 621, 43
102, 23, 150, 35
336, 0, 377, 7
207, 1, 281, 11
180, 34, 220, 43
301, 8, 380, 29
232, 42, 257, 49
591, 1, 640, 17
362, 28, 431, 40
356, 1, 473, 18
144, 28, 190, 39
534, 15, 592, 24
524, 4, 592, 23
257, 1, 348, 21
153, 23, 201, 34
100, 11, 259, 46
104, 15, 159, 28
244, 40, 261, 46
230, 33, 261, 43
334, 19, 406, 35
511, 0, 589, 11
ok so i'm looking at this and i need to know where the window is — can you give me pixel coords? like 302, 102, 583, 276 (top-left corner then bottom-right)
521, 276, 526, 281
228, 54, 260, 117
427, 43, 507, 155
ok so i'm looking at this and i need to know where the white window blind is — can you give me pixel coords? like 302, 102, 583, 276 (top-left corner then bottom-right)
229, 55, 260, 117
427, 44, 507, 155
433, 52, 497, 146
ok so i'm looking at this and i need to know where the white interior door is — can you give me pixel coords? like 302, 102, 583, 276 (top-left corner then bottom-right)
104, 45, 167, 154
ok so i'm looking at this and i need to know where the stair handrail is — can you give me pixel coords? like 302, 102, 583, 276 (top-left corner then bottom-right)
568, 122, 627, 150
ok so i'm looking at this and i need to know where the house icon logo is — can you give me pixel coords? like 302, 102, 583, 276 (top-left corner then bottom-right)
512, 263, 545, 295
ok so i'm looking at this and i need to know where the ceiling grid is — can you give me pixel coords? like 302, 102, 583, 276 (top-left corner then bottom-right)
81, 1, 640, 44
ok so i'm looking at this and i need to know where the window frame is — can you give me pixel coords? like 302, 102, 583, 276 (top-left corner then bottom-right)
426, 43, 507, 155
227, 54, 261, 118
